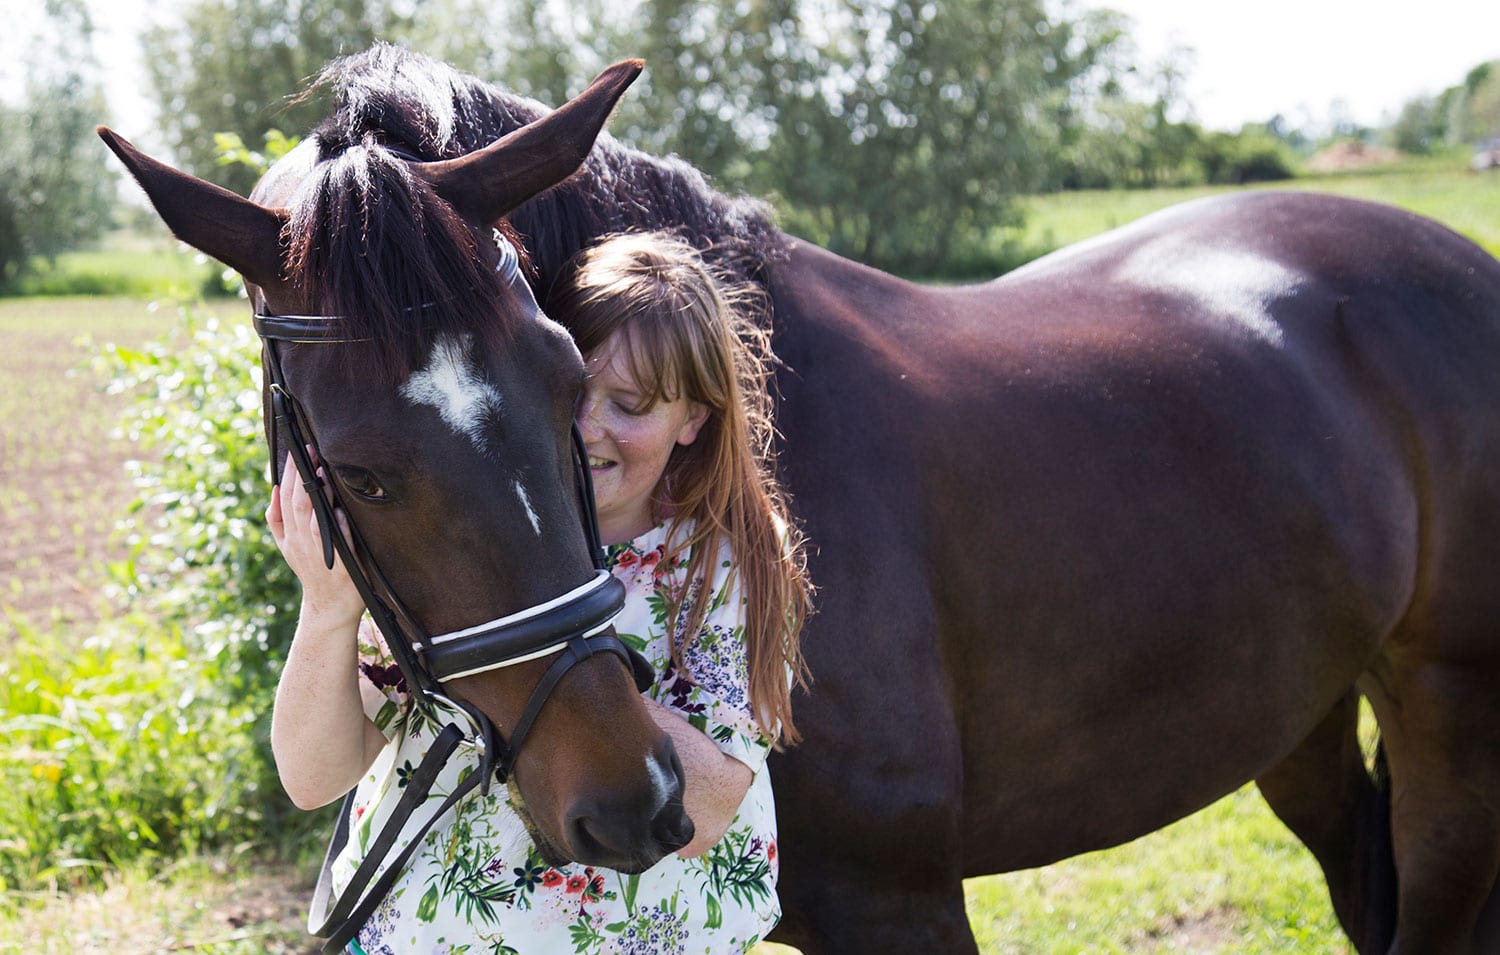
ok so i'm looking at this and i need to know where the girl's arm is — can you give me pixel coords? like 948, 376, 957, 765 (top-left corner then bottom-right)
641, 696, 753, 857
266, 465, 388, 810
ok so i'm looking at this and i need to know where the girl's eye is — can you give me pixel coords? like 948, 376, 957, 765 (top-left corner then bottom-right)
334, 467, 388, 502
614, 399, 649, 417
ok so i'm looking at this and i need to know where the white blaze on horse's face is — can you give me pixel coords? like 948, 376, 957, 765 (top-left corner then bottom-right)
399, 332, 544, 538
400, 332, 503, 451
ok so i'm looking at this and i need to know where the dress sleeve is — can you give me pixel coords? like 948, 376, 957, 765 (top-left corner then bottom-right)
656, 549, 775, 775
354, 616, 409, 739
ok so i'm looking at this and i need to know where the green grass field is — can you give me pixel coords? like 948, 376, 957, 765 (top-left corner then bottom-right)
1006, 154, 1500, 261
4, 228, 225, 299
967, 788, 1351, 953
7, 159, 1492, 951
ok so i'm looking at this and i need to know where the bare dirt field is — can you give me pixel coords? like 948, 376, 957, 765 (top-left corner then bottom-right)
0, 298, 168, 636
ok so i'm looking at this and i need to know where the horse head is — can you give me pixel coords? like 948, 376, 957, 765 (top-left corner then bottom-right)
98, 60, 694, 873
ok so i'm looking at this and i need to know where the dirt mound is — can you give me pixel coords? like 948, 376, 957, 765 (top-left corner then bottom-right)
1307, 141, 1404, 172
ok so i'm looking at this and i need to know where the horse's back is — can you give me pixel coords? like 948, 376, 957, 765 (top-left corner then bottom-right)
983, 190, 1500, 659
769, 190, 1500, 877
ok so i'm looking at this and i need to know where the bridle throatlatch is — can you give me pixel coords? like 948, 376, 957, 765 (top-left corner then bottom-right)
256, 232, 652, 951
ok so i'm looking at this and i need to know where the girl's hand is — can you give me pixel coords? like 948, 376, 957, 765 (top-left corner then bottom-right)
266, 453, 365, 629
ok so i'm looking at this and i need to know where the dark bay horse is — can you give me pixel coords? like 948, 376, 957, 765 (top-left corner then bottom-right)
112, 46, 1500, 954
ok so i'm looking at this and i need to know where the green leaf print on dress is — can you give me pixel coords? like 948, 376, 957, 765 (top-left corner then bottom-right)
700, 828, 775, 913
422, 792, 518, 926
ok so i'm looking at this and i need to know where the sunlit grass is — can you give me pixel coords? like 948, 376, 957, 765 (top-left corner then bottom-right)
1006, 154, 1500, 260
0, 796, 1351, 955
4, 228, 224, 299
965, 787, 1350, 953
0, 854, 314, 954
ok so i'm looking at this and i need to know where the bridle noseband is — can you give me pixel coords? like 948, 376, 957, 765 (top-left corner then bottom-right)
256, 234, 650, 774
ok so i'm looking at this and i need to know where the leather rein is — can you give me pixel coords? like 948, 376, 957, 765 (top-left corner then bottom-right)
254, 235, 651, 950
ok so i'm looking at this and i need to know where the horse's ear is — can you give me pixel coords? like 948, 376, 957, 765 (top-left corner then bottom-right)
414, 59, 644, 223
97, 127, 287, 289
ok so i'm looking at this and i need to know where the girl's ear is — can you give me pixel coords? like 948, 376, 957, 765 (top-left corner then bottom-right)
676, 403, 710, 447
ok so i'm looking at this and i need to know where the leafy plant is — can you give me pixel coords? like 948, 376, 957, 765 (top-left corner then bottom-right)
213, 129, 300, 175
0, 293, 335, 893
0, 612, 262, 889
100, 306, 312, 843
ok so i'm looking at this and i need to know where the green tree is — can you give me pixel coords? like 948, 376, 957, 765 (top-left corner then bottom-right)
787, 0, 1123, 271
1195, 126, 1293, 185
138, 0, 1146, 276
1466, 62, 1500, 143
494, 0, 619, 106
1385, 60, 1499, 152
141, 0, 424, 195
1389, 96, 1442, 153
615, 0, 1124, 274
0, 0, 116, 283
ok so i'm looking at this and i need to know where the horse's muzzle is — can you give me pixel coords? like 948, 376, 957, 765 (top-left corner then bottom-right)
563, 736, 694, 872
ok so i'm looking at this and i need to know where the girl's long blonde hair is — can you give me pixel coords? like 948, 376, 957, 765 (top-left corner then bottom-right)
546, 231, 812, 745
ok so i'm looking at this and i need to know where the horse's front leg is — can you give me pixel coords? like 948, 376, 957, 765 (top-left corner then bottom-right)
771, 868, 977, 955
768, 602, 975, 953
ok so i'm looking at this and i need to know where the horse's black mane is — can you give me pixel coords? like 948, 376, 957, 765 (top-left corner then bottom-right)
304, 43, 781, 302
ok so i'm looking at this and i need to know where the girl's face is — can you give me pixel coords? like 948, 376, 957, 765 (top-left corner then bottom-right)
576, 330, 708, 545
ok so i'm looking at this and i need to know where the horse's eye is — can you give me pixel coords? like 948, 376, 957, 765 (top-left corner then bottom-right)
334, 466, 388, 502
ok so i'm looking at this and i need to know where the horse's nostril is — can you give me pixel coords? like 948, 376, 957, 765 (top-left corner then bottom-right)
652, 805, 694, 851
571, 813, 603, 856
566, 792, 694, 865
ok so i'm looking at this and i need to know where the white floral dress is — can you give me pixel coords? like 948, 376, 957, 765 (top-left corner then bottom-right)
328, 521, 780, 954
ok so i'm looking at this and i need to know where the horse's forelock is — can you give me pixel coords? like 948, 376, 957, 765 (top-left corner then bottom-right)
284, 142, 512, 385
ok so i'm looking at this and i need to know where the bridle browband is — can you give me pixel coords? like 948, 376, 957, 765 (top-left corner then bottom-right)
255, 232, 652, 951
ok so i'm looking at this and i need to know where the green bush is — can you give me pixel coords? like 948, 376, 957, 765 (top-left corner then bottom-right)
104, 306, 301, 762
0, 614, 263, 889
1196, 129, 1296, 185
0, 305, 321, 889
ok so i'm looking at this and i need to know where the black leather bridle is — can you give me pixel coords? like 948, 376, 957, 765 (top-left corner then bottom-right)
255, 234, 653, 951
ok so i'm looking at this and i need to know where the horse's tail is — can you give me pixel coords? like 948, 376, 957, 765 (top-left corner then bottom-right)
1349, 738, 1398, 952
